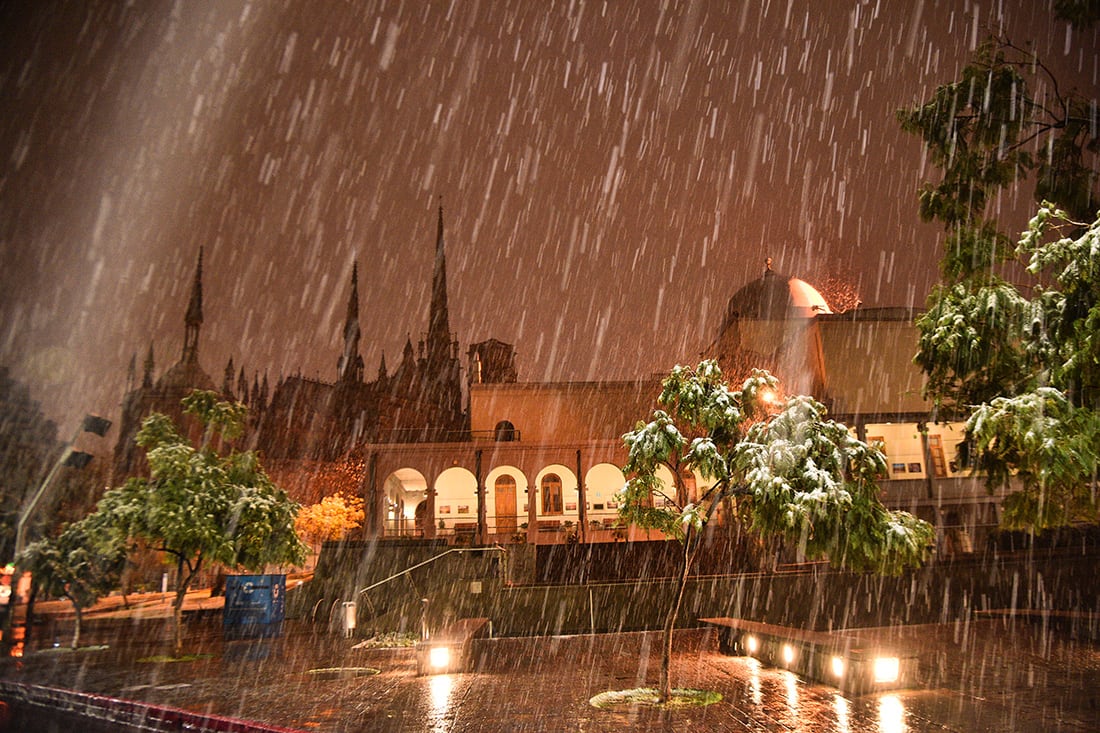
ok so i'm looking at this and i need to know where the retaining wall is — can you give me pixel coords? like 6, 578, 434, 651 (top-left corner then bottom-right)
298, 530, 1100, 639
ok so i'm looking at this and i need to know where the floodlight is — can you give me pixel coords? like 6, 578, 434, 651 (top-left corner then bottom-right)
873, 656, 900, 683
831, 656, 845, 678
429, 646, 451, 670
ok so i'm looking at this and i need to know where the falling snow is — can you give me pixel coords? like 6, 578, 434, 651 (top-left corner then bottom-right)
0, 6, 1098, 726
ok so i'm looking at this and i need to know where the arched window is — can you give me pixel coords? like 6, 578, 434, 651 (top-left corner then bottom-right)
541, 473, 563, 515
494, 420, 517, 442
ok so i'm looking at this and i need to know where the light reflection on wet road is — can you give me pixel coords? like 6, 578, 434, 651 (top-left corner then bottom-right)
2, 620, 1097, 732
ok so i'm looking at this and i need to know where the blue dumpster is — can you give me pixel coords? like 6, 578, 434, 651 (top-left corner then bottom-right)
223, 574, 285, 639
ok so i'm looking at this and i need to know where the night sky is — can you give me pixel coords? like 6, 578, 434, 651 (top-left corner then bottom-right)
1, 1, 1096, 436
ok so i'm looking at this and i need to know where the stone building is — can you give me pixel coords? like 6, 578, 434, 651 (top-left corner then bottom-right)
112, 216, 1002, 556
112, 205, 469, 495
257, 206, 466, 462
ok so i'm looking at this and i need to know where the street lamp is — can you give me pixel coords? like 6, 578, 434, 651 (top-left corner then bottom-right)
13, 414, 111, 561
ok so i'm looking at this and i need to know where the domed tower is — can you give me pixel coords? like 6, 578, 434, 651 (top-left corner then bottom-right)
707, 258, 831, 395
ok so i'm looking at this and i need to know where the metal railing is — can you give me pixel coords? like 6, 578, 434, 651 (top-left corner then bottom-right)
355, 546, 507, 597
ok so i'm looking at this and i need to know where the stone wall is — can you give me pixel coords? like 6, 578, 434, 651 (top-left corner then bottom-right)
298, 530, 1100, 640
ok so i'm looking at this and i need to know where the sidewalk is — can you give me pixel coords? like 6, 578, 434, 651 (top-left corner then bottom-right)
22, 572, 313, 622
27, 587, 226, 622
0, 598, 1097, 732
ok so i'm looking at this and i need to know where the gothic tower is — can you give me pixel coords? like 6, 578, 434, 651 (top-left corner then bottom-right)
337, 262, 364, 383
113, 248, 215, 480
427, 203, 452, 372
182, 247, 203, 365
420, 202, 464, 435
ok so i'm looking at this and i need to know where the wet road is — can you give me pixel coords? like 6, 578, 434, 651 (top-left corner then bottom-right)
0, 614, 1096, 732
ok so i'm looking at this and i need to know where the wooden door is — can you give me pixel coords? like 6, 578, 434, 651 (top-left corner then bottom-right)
495, 476, 517, 534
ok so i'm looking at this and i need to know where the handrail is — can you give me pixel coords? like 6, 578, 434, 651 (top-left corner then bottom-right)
356, 546, 506, 596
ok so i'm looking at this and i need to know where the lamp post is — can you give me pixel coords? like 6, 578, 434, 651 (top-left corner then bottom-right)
13, 414, 111, 561
2, 414, 109, 655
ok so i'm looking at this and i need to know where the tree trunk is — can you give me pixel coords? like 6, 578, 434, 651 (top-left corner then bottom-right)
171, 555, 201, 658
658, 531, 695, 703
23, 583, 38, 652
172, 584, 186, 657
69, 598, 82, 649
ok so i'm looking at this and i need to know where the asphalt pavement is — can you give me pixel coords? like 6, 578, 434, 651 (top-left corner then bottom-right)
0, 589, 1096, 732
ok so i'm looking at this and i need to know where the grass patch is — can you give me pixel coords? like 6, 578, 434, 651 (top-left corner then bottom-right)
589, 688, 722, 709
137, 654, 214, 664
306, 667, 381, 680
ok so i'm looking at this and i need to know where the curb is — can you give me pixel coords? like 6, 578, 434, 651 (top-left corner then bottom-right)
0, 682, 305, 732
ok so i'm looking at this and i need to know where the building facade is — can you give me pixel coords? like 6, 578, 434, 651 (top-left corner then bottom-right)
113, 220, 1002, 557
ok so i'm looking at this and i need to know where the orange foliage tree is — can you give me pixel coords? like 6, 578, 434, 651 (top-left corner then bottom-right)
295, 492, 365, 558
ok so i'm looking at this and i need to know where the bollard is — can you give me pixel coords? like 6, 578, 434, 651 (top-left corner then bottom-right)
341, 601, 356, 638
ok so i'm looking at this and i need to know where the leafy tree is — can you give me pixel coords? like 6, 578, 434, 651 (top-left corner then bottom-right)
900, 6, 1100, 533
961, 207, 1100, 530
1053, 1, 1100, 30
295, 491, 365, 557
620, 362, 933, 703
17, 513, 127, 648
91, 390, 306, 655
897, 25, 1097, 280
898, 14, 1099, 416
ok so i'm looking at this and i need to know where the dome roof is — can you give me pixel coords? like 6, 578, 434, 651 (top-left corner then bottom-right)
788, 278, 832, 314
719, 265, 831, 333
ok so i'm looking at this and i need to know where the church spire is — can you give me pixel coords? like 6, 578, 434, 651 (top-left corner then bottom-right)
182, 247, 204, 363
223, 357, 235, 396
142, 343, 155, 388
337, 262, 363, 383
427, 201, 452, 367
126, 353, 136, 393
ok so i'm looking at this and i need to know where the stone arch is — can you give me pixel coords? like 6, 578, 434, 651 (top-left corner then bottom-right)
652, 464, 677, 507
383, 468, 427, 537
493, 420, 517, 441
584, 463, 626, 524
434, 466, 478, 530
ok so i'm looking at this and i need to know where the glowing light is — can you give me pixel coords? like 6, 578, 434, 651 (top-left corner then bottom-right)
830, 655, 845, 678
429, 646, 451, 670
745, 657, 762, 705
781, 643, 795, 665
873, 656, 900, 683
783, 670, 799, 710
878, 694, 906, 733
834, 693, 850, 732
428, 673, 453, 723
744, 635, 759, 654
